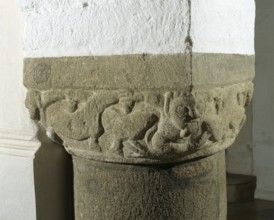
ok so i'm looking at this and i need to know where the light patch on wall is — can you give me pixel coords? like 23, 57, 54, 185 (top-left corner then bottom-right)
19, 0, 255, 57
191, 0, 255, 55
20, 0, 189, 57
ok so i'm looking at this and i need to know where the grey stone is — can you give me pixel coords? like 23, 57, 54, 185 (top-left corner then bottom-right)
192, 54, 255, 87
73, 152, 227, 220
24, 54, 254, 91
23, 53, 254, 220
25, 82, 253, 164
24, 54, 191, 91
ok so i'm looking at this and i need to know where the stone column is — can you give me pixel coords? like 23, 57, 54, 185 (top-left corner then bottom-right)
24, 54, 254, 220
21, 1, 255, 219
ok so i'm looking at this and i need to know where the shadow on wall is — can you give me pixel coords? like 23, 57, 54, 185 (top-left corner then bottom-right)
34, 125, 74, 220
253, 0, 274, 200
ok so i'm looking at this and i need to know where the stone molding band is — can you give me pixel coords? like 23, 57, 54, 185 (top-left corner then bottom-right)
0, 128, 40, 158
24, 53, 254, 90
24, 53, 254, 164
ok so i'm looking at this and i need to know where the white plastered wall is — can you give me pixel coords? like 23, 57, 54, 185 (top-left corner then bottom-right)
0, 0, 36, 132
0, 154, 36, 220
191, 0, 255, 54
19, 0, 255, 57
0, 0, 38, 219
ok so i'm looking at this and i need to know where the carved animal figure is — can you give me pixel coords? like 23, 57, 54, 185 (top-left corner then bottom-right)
145, 92, 210, 159
44, 91, 124, 152
99, 97, 158, 156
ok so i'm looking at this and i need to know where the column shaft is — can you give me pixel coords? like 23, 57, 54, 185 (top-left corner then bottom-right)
74, 152, 226, 220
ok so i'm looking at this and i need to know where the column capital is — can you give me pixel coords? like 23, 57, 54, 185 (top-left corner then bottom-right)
24, 54, 253, 164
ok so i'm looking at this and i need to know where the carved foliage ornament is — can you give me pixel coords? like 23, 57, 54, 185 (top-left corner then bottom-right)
26, 82, 253, 164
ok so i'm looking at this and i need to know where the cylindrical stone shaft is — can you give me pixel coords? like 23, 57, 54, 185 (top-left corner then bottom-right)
73, 152, 226, 220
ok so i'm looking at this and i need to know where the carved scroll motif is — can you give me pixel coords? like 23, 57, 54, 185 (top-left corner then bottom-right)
26, 82, 253, 164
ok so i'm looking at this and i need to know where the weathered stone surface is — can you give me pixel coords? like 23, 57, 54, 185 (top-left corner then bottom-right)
24, 54, 254, 90
73, 152, 226, 220
26, 82, 253, 164
24, 54, 254, 164
23, 53, 253, 220
192, 54, 255, 86
24, 54, 191, 91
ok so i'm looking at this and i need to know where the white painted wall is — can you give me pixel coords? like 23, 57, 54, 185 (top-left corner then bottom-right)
191, 0, 255, 55
0, 0, 38, 219
19, 0, 255, 57
19, 0, 189, 57
0, 0, 36, 132
0, 155, 36, 220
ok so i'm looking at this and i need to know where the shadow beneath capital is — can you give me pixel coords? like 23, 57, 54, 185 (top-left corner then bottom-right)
34, 125, 74, 220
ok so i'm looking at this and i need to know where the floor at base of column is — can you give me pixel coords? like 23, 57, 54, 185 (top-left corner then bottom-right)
228, 200, 274, 220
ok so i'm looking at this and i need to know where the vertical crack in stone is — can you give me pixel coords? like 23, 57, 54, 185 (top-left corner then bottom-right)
185, 0, 193, 93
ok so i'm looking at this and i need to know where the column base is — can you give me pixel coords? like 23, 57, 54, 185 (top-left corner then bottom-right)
73, 152, 226, 220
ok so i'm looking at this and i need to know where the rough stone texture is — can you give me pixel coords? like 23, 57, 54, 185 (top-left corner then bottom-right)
26, 82, 253, 164
23, 54, 191, 90
24, 54, 254, 90
73, 152, 226, 220
23, 53, 254, 219
24, 54, 254, 164
192, 54, 255, 87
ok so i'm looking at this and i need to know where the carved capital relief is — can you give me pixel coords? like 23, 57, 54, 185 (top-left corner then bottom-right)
24, 54, 254, 164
